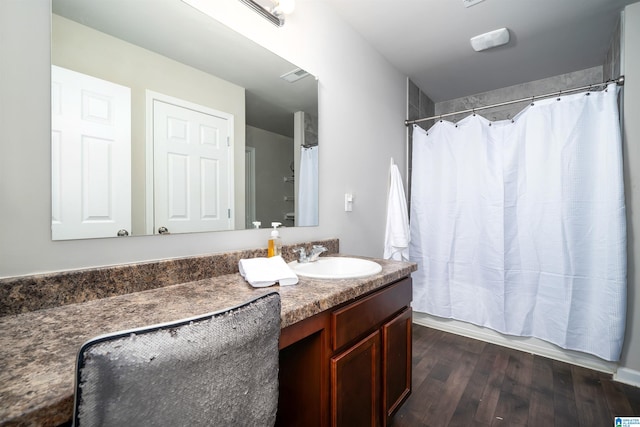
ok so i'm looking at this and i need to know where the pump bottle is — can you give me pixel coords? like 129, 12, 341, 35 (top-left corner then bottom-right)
268, 222, 282, 257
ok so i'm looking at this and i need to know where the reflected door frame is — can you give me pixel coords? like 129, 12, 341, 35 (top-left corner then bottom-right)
245, 146, 256, 228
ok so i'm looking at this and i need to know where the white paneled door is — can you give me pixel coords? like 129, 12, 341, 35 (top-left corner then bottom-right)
151, 96, 234, 234
51, 65, 131, 240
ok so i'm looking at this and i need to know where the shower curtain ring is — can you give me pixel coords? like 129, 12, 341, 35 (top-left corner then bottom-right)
557, 90, 562, 101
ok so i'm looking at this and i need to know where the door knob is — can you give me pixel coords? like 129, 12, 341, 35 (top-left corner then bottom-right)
117, 229, 129, 237
158, 226, 170, 234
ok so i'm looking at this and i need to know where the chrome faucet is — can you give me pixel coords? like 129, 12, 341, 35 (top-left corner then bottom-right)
293, 245, 328, 263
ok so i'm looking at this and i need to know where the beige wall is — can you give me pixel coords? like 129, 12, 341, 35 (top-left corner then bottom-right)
52, 15, 247, 235
619, 1, 640, 380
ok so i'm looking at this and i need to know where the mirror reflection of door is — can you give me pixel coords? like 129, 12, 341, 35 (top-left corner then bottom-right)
149, 92, 234, 234
51, 65, 132, 240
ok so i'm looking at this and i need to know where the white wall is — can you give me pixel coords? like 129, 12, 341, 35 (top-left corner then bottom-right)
0, 0, 407, 277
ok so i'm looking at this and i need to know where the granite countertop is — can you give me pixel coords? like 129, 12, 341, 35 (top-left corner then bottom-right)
0, 257, 416, 427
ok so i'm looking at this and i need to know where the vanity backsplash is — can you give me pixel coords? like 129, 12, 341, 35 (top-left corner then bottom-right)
0, 239, 339, 316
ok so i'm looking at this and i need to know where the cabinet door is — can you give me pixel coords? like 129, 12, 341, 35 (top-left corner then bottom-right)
331, 330, 381, 427
382, 307, 412, 424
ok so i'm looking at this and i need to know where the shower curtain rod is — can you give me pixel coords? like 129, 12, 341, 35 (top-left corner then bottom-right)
404, 75, 625, 126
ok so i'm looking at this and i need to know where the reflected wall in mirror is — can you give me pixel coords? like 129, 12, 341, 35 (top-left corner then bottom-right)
51, 0, 319, 240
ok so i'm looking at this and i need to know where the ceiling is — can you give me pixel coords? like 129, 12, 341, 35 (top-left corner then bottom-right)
321, 0, 634, 102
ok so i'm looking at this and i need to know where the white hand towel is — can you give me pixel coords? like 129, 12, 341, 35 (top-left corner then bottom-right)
238, 255, 299, 288
384, 163, 410, 261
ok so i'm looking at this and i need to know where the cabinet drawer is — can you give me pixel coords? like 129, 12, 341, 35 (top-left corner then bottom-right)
331, 277, 412, 351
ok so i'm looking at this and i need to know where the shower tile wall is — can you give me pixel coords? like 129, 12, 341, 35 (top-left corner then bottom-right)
408, 79, 435, 132
434, 66, 604, 124
304, 113, 319, 147
407, 79, 435, 202
604, 11, 623, 82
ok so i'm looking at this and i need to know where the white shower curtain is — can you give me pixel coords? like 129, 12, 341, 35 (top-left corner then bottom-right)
410, 84, 626, 361
297, 145, 318, 226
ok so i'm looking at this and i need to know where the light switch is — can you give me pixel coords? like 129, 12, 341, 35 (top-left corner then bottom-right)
345, 193, 353, 212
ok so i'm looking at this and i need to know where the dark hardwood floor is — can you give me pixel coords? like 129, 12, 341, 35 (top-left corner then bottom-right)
390, 324, 640, 427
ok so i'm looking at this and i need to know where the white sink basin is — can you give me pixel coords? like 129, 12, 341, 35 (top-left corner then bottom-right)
288, 257, 382, 279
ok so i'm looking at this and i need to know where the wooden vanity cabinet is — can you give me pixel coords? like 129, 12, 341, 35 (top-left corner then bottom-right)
381, 307, 412, 420
277, 277, 412, 427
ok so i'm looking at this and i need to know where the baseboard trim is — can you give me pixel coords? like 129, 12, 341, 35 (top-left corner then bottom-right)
412, 311, 618, 374
614, 367, 640, 388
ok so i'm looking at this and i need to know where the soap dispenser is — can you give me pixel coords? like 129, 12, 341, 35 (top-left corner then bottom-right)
268, 222, 282, 257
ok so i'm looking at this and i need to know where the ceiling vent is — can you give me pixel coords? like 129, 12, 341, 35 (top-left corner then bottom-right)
280, 68, 310, 83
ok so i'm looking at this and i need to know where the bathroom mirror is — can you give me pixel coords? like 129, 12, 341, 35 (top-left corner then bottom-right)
51, 0, 319, 240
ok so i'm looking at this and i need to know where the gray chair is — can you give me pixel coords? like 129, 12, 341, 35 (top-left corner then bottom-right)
72, 292, 281, 427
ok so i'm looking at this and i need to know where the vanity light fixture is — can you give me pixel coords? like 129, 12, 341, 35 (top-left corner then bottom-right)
238, 0, 296, 27
470, 27, 510, 52
273, 0, 295, 15
462, 0, 486, 7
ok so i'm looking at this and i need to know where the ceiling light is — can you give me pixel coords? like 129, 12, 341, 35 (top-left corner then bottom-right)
236, 0, 295, 27
470, 28, 510, 52
274, 0, 295, 15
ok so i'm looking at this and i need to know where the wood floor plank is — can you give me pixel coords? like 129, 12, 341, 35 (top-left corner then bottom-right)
528, 355, 555, 426
621, 381, 640, 414
411, 331, 443, 385
417, 377, 449, 426
388, 409, 426, 427
418, 345, 464, 426
492, 351, 533, 425
449, 352, 490, 427
474, 348, 510, 425
601, 376, 635, 417
391, 324, 640, 427
551, 359, 581, 426
448, 343, 496, 426
572, 365, 615, 426
424, 348, 478, 426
